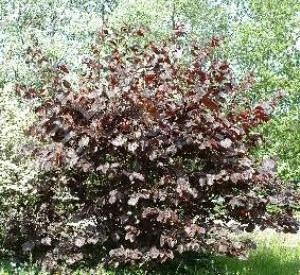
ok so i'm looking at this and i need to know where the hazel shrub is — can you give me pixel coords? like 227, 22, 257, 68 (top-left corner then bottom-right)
5, 26, 299, 270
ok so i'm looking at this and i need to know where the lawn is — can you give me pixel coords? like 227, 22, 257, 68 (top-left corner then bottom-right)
215, 230, 300, 275
1, 230, 299, 275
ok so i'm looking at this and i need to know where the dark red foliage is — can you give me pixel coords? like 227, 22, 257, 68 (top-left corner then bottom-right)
7, 26, 299, 269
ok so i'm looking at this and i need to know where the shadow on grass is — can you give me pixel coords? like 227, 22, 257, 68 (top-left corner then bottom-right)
109, 252, 217, 275
111, 246, 300, 275
214, 246, 300, 275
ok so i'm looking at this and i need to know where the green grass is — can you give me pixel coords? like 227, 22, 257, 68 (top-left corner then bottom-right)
1, 230, 300, 275
215, 230, 300, 275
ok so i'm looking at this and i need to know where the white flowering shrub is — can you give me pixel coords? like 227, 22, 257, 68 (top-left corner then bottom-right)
0, 83, 38, 237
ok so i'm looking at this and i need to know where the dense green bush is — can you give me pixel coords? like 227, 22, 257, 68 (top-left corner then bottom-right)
221, 0, 300, 182
254, 108, 300, 181
3, 26, 299, 270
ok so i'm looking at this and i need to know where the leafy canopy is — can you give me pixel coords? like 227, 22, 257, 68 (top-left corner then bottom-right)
6, 26, 299, 270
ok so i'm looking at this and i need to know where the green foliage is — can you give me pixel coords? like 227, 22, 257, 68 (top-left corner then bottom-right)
222, 0, 300, 181
225, 0, 300, 93
215, 230, 300, 275
0, 0, 118, 84
254, 107, 300, 182
109, 0, 229, 40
